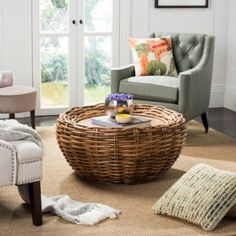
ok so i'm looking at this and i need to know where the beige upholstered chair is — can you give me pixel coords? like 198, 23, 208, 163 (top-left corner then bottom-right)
0, 71, 37, 129
0, 138, 43, 226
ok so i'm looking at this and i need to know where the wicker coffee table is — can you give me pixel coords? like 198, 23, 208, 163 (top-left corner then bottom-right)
56, 104, 187, 184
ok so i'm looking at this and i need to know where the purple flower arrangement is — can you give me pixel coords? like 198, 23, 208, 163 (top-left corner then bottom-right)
105, 93, 133, 118
106, 93, 133, 102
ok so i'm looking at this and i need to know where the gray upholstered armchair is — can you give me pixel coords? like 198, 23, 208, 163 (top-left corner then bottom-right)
111, 33, 215, 133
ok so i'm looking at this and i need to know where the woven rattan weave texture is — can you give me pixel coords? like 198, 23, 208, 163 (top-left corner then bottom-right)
56, 104, 187, 184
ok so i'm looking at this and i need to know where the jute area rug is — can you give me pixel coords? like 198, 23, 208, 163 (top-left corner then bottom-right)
0, 121, 236, 236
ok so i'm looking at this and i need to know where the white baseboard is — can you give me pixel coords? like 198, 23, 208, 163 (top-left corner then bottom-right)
224, 86, 236, 112
209, 84, 225, 108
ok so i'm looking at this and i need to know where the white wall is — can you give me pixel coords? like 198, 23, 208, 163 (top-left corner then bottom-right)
0, 0, 32, 86
0, 0, 32, 118
130, 0, 228, 108
225, 0, 236, 112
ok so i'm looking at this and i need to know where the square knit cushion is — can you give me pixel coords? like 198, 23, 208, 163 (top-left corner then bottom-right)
129, 36, 178, 77
152, 164, 236, 231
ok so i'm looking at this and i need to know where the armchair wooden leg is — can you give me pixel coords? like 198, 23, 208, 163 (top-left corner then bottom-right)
201, 113, 209, 133
9, 113, 15, 119
28, 181, 42, 226
30, 110, 36, 129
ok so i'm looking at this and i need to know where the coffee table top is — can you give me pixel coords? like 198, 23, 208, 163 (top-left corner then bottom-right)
61, 103, 182, 130
78, 115, 166, 128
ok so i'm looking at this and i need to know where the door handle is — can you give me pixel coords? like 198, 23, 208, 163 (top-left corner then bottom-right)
72, 19, 83, 25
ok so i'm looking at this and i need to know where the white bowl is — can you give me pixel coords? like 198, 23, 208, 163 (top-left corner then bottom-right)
115, 114, 131, 124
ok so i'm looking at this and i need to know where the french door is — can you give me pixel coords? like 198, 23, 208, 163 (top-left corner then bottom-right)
33, 0, 119, 115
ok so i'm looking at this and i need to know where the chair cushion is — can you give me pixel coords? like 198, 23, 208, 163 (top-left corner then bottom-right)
152, 164, 236, 231
0, 85, 36, 96
151, 33, 206, 73
119, 76, 178, 103
129, 36, 178, 77
0, 86, 37, 113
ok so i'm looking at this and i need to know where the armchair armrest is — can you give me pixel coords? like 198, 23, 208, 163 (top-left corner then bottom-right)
178, 35, 215, 120
111, 64, 135, 93
0, 139, 16, 186
0, 71, 13, 88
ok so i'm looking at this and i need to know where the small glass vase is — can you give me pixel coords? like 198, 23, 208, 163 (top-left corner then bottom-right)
105, 97, 133, 119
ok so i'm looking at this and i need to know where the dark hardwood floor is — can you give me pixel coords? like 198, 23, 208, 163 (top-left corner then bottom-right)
11, 108, 236, 140
196, 108, 236, 139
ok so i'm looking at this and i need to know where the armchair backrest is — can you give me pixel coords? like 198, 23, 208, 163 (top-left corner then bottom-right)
152, 33, 207, 73
0, 71, 13, 88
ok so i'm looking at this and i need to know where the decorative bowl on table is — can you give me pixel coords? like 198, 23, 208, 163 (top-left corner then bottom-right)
115, 114, 132, 123
105, 93, 133, 120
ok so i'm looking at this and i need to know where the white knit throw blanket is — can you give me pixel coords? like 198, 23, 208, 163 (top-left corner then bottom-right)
0, 119, 42, 147
0, 120, 120, 224
42, 195, 121, 225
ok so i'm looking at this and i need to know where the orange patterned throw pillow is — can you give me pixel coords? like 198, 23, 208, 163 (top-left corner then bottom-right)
129, 36, 178, 77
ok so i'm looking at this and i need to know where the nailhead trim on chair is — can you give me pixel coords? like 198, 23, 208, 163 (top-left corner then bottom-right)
0, 141, 16, 185
17, 178, 41, 185
18, 159, 42, 165
16, 159, 42, 185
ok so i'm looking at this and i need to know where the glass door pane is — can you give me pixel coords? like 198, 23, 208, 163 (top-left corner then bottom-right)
84, 0, 112, 32
84, 36, 111, 105
40, 37, 69, 108
40, 0, 69, 32
39, 0, 70, 109
83, 0, 113, 105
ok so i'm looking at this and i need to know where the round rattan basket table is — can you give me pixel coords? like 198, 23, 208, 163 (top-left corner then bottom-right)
56, 104, 187, 184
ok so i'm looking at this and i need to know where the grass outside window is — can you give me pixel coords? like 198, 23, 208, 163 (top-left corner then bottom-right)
41, 82, 110, 107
